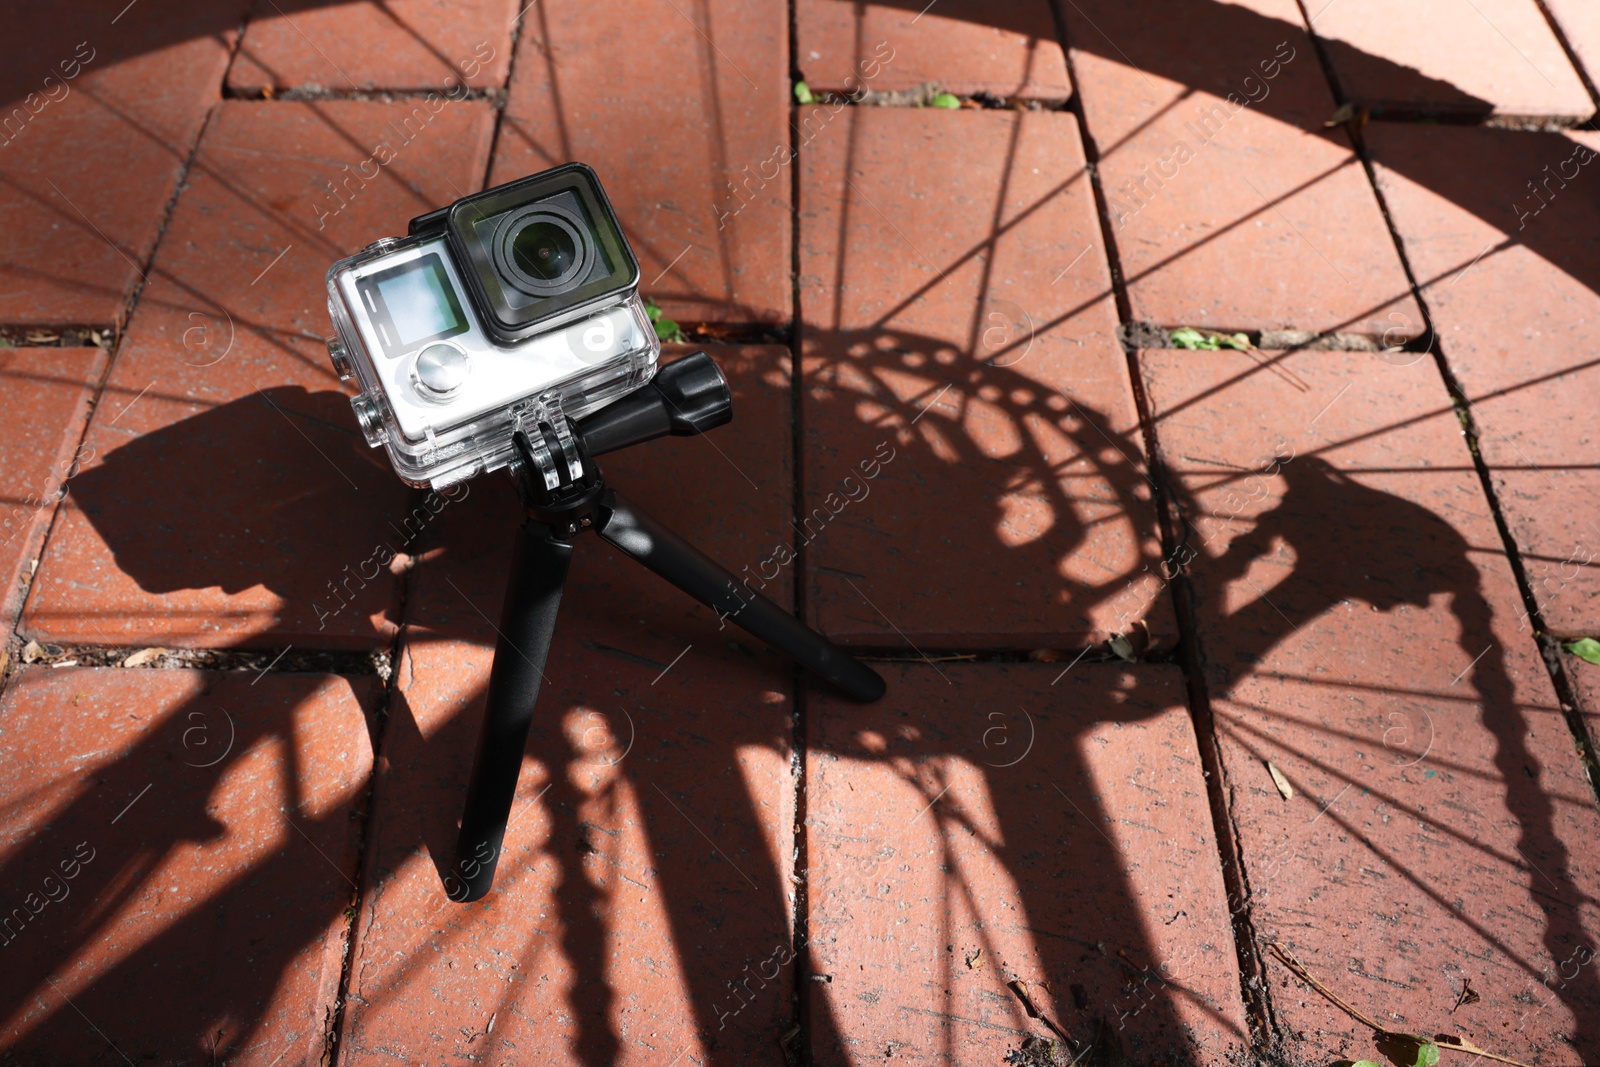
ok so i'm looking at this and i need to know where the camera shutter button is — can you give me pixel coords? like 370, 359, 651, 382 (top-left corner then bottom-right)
414, 343, 470, 398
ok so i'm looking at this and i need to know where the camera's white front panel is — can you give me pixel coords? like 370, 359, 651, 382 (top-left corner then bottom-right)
333, 238, 642, 444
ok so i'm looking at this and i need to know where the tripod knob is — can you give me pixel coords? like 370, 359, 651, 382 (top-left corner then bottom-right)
654, 350, 732, 435
575, 350, 733, 456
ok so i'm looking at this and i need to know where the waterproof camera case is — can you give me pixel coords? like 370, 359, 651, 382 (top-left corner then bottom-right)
325, 163, 659, 489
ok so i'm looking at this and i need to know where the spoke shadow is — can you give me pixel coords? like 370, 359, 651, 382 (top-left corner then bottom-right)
1193, 450, 1600, 1059
4, 335, 1212, 1066
3, 2, 1598, 1063
8, 352, 1595, 1065
6, 0, 1599, 322
813, 0, 1600, 314
0, 665, 378, 1065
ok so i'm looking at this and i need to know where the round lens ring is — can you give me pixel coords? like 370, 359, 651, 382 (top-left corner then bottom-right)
492, 206, 591, 297
511, 220, 578, 282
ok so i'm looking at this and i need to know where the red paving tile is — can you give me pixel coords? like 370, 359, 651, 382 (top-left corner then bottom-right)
1544, 0, 1600, 96
1063, 0, 1423, 338
794, 0, 1071, 100
21, 99, 496, 650
341, 636, 798, 1067
797, 106, 1171, 649
0, 347, 106, 629
0, 666, 376, 1065
805, 662, 1247, 1065
491, 0, 790, 324
1305, 0, 1593, 120
228, 0, 515, 92
1561, 651, 1600, 763
0, 0, 247, 326
339, 348, 805, 1065
1139, 349, 1600, 1066
1365, 125, 1600, 637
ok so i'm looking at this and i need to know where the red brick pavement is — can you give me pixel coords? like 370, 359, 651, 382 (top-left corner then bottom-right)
806, 662, 1248, 1066
491, 0, 791, 324
1365, 125, 1600, 638
1543, 0, 1600, 97
797, 106, 1173, 649
1304, 0, 1593, 121
1141, 348, 1600, 1066
228, 0, 517, 92
795, 0, 1072, 101
1063, 0, 1424, 339
21, 100, 494, 649
0, 347, 106, 630
0, 667, 376, 1065
2, 3, 1599, 1066
0, 0, 247, 325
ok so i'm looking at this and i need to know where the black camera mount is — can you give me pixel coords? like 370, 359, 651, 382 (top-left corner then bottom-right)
448, 351, 886, 901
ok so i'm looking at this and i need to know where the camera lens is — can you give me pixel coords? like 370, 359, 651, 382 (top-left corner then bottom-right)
511, 221, 578, 282
493, 207, 591, 296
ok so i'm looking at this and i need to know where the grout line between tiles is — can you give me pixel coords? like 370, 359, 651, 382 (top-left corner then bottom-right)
1340, 119, 1600, 814
785, 2, 816, 1061
1050, 1, 1285, 1056
3, 14, 250, 698
1530, 0, 1600, 117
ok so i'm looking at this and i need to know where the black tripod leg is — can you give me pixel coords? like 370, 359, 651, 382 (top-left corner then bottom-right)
597, 490, 886, 702
448, 521, 572, 902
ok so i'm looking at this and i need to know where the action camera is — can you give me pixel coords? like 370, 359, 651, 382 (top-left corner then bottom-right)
325, 163, 659, 489
320, 162, 887, 904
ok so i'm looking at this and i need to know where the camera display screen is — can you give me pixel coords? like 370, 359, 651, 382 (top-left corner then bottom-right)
359, 252, 469, 357
381, 259, 462, 344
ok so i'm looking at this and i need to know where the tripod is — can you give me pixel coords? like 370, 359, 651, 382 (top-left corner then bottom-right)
446, 351, 886, 901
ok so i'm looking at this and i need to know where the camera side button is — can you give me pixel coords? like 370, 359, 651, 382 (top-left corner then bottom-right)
326, 336, 354, 380
351, 394, 388, 446
413, 343, 470, 400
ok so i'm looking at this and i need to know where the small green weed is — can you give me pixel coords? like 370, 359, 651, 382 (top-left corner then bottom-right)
1170, 326, 1250, 351
1565, 637, 1600, 665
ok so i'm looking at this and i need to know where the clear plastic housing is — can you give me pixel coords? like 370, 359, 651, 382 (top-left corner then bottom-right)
326, 234, 659, 489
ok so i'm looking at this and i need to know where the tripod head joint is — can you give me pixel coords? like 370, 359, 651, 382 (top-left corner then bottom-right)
507, 350, 736, 536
